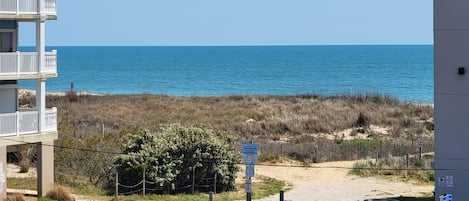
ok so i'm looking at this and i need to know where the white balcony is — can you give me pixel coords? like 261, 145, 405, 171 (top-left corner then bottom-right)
0, 107, 57, 137
0, 50, 57, 79
0, 0, 56, 16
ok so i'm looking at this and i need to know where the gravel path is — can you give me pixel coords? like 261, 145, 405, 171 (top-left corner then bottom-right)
254, 161, 433, 201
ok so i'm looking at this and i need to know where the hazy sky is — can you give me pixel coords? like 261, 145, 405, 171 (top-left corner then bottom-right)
19, 0, 433, 46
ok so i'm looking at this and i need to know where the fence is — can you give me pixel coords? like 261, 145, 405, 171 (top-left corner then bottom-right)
115, 167, 218, 197
239, 136, 434, 163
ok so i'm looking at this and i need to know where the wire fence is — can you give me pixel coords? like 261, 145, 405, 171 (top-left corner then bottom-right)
237, 137, 434, 163
1, 135, 440, 199
115, 167, 219, 196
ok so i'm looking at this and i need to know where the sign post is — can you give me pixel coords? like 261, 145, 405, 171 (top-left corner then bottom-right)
243, 144, 258, 201
418, 139, 423, 160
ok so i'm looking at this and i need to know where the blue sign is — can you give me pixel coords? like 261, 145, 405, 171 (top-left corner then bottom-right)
243, 144, 258, 154
243, 154, 258, 165
246, 164, 255, 177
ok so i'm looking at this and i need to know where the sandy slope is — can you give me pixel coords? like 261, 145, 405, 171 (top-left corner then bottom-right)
254, 161, 433, 201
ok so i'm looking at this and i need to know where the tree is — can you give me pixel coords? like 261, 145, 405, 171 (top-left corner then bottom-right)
114, 124, 240, 194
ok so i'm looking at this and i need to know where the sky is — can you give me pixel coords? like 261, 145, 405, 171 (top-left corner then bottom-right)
19, 0, 433, 46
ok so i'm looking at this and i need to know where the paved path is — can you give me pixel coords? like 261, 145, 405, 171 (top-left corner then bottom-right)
253, 161, 433, 201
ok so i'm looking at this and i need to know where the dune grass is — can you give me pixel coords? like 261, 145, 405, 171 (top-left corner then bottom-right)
15, 93, 435, 197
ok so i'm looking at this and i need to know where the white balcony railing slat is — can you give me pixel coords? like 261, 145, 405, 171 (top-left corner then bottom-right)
18, 110, 38, 134
20, 52, 38, 73
0, 0, 56, 15
44, 50, 57, 73
45, 107, 57, 131
0, 51, 56, 76
0, 0, 16, 13
0, 113, 17, 136
0, 52, 17, 74
18, 0, 37, 14
44, 0, 56, 14
0, 108, 57, 137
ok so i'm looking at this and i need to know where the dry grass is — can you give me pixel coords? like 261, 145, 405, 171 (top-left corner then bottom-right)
6, 194, 26, 201
45, 185, 74, 201
17, 93, 435, 193
33, 93, 433, 137
39, 94, 434, 160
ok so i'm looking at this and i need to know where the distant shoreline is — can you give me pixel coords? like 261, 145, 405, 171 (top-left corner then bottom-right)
18, 88, 434, 105
19, 89, 104, 97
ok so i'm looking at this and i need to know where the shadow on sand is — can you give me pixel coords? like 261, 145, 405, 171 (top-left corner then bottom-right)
367, 197, 433, 201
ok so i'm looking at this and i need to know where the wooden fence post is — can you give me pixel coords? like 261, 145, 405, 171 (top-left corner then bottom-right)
115, 171, 119, 200
143, 167, 146, 196
192, 167, 195, 194
213, 174, 217, 194
209, 192, 214, 201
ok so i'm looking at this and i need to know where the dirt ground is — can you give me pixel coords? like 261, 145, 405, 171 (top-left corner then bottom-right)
7, 161, 433, 201
253, 161, 433, 201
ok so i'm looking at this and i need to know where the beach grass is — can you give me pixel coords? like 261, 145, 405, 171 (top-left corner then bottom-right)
17, 93, 435, 197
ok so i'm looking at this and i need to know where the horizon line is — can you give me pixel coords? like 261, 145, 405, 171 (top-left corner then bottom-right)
20, 43, 434, 47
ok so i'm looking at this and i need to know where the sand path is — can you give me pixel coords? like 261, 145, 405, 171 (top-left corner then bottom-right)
254, 161, 433, 201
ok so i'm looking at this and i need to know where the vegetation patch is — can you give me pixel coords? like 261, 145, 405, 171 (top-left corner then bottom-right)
114, 125, 240, 194
15, 93, 434, 195
350, 154, 435, 184
7, 177, 37, 190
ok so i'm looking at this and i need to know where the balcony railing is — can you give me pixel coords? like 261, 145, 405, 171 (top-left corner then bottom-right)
0, 50, 57, 76
0, 107, 57, 137
0, 0, 56, 15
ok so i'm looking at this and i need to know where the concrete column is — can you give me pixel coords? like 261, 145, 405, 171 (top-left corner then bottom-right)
36, 78, 46, 132
36, 20, 45, 73
0, 146, 6, 200
37, 141, 54, 197
36, 14, 46, 133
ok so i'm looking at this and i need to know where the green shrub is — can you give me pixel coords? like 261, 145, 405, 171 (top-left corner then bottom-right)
114, 125, 241, 194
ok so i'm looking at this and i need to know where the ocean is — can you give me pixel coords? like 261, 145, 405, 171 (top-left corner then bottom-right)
20, 45, 434, 103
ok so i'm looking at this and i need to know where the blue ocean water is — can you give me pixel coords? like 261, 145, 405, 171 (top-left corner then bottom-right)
20, 45, 434, 103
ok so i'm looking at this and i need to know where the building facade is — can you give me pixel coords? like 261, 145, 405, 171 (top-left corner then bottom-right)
0, 0, 57, 198
434, 0, 469, 200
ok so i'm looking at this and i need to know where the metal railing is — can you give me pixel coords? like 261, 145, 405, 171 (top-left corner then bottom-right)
0, 0, 56, 15
0, 50, 57, 76
0, 107, 57, 137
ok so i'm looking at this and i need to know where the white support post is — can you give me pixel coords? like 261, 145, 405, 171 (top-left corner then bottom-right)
16, 0, 19, 14
0, 146, 7, 200
38, 0, 44, 15
37, 141, 54, 197
36, 79, 46, 133
36, 14, 46, 133
36, 20, 45, 74
16, 51, 20, 75
16, 111, 19, 136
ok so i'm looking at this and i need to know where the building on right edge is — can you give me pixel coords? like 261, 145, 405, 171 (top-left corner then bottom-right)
434, 0, 469, 200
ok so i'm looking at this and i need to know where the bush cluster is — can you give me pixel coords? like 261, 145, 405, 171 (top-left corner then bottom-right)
114, 125, 240, 194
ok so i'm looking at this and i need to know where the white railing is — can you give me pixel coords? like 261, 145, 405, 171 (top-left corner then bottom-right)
0, 50, 57, 76
44, 107, 57, 131
0, 107, 57, 137
44, 0, 55, 15
44, 50, 57, 73
0, 0, 56, 15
